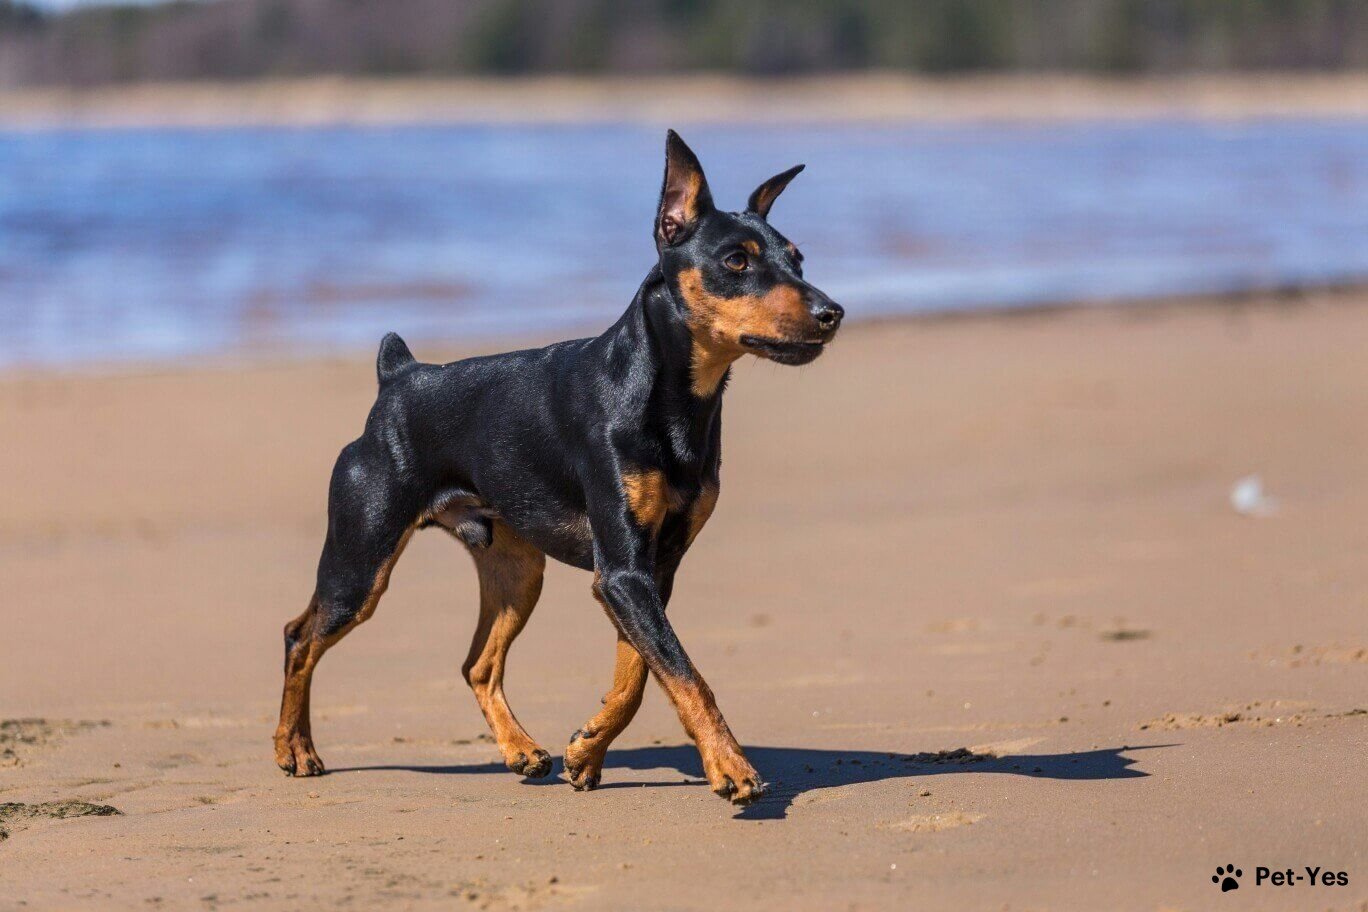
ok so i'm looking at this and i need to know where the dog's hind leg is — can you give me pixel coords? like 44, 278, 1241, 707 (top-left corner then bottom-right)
275, 443, 417, 777
462, 519, 551, 778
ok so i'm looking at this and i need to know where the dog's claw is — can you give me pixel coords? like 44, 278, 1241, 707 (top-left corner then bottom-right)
731, 779, 768, 806
704, 760, 767, 804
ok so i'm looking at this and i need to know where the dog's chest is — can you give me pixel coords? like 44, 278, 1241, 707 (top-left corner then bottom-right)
658, 480, 721, 556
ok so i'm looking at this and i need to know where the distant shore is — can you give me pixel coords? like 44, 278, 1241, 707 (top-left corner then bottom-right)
4, 72, 1368, 129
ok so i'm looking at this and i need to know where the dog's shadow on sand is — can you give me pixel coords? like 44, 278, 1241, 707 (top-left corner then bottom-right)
332, 742, 1170, 819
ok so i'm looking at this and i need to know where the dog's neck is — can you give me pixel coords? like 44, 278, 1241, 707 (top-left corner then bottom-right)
597, 264, 725, 465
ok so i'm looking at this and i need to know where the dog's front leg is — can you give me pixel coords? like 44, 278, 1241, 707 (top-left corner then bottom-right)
584, 473, 766, 805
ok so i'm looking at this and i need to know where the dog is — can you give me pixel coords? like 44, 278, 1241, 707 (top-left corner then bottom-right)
274, 130, 843, 805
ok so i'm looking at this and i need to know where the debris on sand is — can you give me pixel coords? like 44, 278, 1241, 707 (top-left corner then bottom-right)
1134, 699, 1359, 731
0, 801, 123, 824
0, 800, 121, 844
1140, 711, 1243, 730
898, 747, 994, 765
0, 719, 110, 767
1100, 628, 1152, 642
1250, 643, 1368, 667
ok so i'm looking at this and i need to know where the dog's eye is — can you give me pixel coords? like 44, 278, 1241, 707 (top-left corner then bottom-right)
723, 251, 749, 272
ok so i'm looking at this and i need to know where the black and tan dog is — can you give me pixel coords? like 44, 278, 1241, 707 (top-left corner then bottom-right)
274, 131, 843, 805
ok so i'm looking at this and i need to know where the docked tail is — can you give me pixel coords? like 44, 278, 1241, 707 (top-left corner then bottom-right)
376, 332, 417, 384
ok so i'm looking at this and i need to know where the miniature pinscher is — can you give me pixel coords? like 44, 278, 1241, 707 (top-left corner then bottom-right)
275, 131, 843, 805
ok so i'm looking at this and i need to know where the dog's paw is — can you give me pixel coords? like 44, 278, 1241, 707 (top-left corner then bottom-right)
564, 728, 605, 791
702, 749, 767, 805
274, 731, 325, 777
712, 773, 768, 805
506, 748, 553, 779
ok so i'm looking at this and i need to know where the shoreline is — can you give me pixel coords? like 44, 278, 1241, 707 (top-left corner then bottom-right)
4, 280, 1366, 381
4, 72, 1368, 129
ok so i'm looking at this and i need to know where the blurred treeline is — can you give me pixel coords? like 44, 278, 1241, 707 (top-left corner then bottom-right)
3, 0, 1368, 86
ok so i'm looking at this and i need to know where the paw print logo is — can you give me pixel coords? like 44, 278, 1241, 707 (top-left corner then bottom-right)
1213, 864, 1242, 892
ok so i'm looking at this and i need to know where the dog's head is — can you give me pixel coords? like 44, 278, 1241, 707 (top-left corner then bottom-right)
654, 131, 843, 395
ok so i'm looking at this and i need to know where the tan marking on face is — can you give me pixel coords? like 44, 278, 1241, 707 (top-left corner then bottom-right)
621, 469, 682, 530
688, 336, 735, 399
741, 239, 761, 256
676, 267, 810, 397
687, 483, 719, 546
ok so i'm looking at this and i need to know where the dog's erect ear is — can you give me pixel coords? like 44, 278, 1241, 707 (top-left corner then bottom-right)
746, 164, 804, 219
656, 130, 714, 247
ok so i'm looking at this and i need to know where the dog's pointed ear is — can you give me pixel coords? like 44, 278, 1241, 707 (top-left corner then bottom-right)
746, 164, 804, 219
656, 130, 714, 248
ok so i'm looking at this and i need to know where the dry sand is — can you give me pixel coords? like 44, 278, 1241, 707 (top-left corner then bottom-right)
4, 72, 1368, 129
1, 293, 1366, 910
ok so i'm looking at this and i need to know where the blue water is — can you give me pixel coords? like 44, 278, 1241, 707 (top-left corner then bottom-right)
3, 120, 1368, 368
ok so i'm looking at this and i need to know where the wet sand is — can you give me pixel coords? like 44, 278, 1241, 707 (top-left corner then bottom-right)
4, 72, 1368, 128
1, 293, 1366, 910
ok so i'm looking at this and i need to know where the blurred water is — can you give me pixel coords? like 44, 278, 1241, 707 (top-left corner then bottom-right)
2, 120, 1368, 368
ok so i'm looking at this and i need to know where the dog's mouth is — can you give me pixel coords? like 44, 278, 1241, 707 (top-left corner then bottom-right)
739, 335, 827, 366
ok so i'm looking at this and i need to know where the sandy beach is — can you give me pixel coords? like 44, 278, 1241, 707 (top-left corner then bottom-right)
4, 73, 1368, 129
1, 292, 1366, 910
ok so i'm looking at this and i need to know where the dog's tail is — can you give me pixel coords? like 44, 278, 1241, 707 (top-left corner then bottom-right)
376, 332, 418, 385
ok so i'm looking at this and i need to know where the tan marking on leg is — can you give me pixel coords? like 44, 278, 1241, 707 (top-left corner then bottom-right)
274, 526, 414, 777
583, 568, 759, 800
686, 483, 719, 546
621, 468, 681, 530
654, 667, 766, 804
564, 634, 649, 790
354, 526, 414, 624
274, 600, 324, 775
463, 520, 550, 777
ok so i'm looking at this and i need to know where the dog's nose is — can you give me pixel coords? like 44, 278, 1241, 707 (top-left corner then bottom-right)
812, 300, 844, 331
